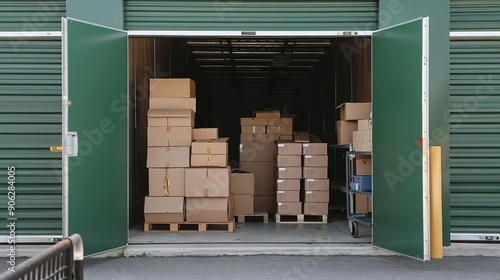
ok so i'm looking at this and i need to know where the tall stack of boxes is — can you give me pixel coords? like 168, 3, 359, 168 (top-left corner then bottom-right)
275, 142, 303, 215
354, 118, 373, 213
302, 143, 329, 215
336, 102, 371, 145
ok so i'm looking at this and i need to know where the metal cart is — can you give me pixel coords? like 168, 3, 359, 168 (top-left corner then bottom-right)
345, 150, 372, 237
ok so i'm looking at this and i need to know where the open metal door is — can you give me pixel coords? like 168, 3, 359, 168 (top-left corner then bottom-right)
62, 18, 128, 256
372, 17, 430, 260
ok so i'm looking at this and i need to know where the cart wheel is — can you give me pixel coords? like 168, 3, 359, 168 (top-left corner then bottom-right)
349, 221, 359, 238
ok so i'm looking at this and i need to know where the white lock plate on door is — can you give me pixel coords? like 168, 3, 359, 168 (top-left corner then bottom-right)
66, 132, 78, 157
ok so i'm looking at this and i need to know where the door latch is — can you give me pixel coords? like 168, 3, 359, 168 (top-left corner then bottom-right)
65, 132, 78, 157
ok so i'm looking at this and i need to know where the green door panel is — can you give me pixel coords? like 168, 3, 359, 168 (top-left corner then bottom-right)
64, 18, 128, 256
372, 18, 429, 260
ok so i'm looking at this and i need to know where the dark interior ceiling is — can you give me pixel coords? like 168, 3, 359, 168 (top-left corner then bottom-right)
186, 37, 333, 95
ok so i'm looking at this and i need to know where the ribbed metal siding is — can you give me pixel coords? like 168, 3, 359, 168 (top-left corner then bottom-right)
124, 0, 378, 31
451, 0, 500, 31
449, 40, 500, 235
0, 1, 65, 31
0, 40, 62, 237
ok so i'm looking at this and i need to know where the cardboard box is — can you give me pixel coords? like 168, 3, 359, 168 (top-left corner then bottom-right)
230, 170, 254, 195
303, 155, 328, 167
303, 190, 330, 203
355, 156, 372, 175
353, 130, 372, 142
276, 142, 302, 155
293, 131, 310, 143
191, 138, 228, 155
336, 120, 358, 144
240, 133, 267, 143
240, 143, 276, 162
254, 111, 280, 118
304, 179, 330, 191
234, 194, 254, 215
355, 194, 372, 213
144, 196, 184, 223
266, 117, 293, 127
193, 128, 219, 140
241, 125, 266, 134
190, 154, 228, 167
148, 168, 185, 197
276, 179, 301, 191
353, 141, 372, 152
149, 97, 196, 112
276, 190, 300, 202
358, 119, 372, 131
276, 167, 302, 179
337, 102, 371, 121
240, 117, 267, 126
147, 109, 194, 127
302, 143, 328, 155
276, 202, 302, 215
303, 203, 329, 215
147, 147, 190, 168
266, 134, 293, 143
276, 155, 302, 167
240, 161, 274, 196
150, 78, 196, 98
147, 126, 193, 147
185, 195, 234, 223
254, 195, 274, 213
267, 126, 293, 135
184, 167, 230, 197
302, 167, 328, 179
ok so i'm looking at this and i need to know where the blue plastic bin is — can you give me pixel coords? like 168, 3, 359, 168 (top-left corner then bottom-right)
351, 175, 372, 192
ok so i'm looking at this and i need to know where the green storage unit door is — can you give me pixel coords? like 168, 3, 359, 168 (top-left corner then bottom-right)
451, 0, 500, 31
0, 40, 62, 240
449, 40, 500, 237
0, 0, 66, 31
124, 0, 378, 31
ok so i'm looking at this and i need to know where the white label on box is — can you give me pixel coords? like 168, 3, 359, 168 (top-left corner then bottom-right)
303, 144, 310, 147
278, 144, 285, 147
277, 180, 284, 183
278, 203, 283, 206
306, 179, 314, 182
306, 191, 312, 194
279, 168, 286, 171
304, 155, 312, 159
277, 191, 284, 194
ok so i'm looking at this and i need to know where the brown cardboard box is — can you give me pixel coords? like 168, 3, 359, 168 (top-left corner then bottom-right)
276, 190, 300, 202
150, 78, 196, 98
147, 147, 190, 168
276, 155, 302, 167
267, 126, 293, 135
254, 195, 274, 213
276, 167, 302, 179
266, 117, 293, 126
144, 196, 184, 223
266, 134, 293, 143
149, 168, 185, 197
276, 202, 302, 214
190, 154, 228, 167
148, 109, 194, 127
337, 102, 371, 121
193, 128, 219, 140
303, 155, 328, 167
184, 167, 230, 197
240, 117, 267, 126
240, 143, 275, 162
241, 125, 266, 134
240, 133, 267, 143
353, 141, 372, 152
149, 97, 196, 112
230, 170, 254, 195
191, 138, 228, 155
358, 119, 372, 131
234, 194, 254, 215
303, 190, 330, 203
336, 120, 358, 144
240, 161, 274, 196
185, 195, 234, 223
304, 179, 330, 191
302, 143, 328, 155
254, 111, 280, 118
302, 167, 328, 179
303, 202, 329, 215
355, 194, 372, 213
147, 126, 193, 147
355, 156, 372, 175
353, 130, 372, 142
276, 142, 302, 155
276, 179, 301, 191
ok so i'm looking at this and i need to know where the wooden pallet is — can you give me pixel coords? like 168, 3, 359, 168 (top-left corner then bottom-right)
235, 211, 269, 223
275, 214, 327, 224
144, 221, 234, 232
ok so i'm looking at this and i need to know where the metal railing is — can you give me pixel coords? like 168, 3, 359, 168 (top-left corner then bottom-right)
0, 234, 83, 280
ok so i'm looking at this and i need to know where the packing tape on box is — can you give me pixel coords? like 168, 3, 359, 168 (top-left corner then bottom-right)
207, 148, 211, 165
166, 126, 172, 133
204, 187, 209, 197
162, 169, 170, 196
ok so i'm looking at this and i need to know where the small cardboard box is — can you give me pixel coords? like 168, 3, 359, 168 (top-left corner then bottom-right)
303, 155, 328, 167
234, 194, 254, 215
303, 190, 330, 203
303, 202, 328, 215
254, 111, 280, 118
337, 102, 371, 121
190, 154, 228, 167
150, 78, 196, 98
149, 97, 196, 112
276, 142, 302, 155
358, 119, 372, 131
355, 194, 372, 213
336, 120, 358, 144
230, 170, 254, 195
276, 202, 302, 215
184, 167, 230, 197
353, 130, 372, 142
254, 195, 274, 213
267, 126, 293, 135
276, 167, 302, 179
355, 156, 372, 175
267, 134, 293, 143
240, 133, 267, 143
240, 161, 274, 196
147, 109, 194, 127
193, 128, 219, 140
148, 168, 185, 197
144, 196, 184, 223
276, 155, 302, 167
147, 147, 190, 168
302, 167, 328, 179
191, 138, 229, 155
186, 195, 234, 223
240, 143, 275, 162
241, 125, 266, 134
147, 126, 193, 147
276, 190, 300, 202
240, 117, 267, 126
276, 179, 301, 191
304, 179, 330, 191
302, 143, 328, 155
353, 141, 372, 152
266, 117, 292, 127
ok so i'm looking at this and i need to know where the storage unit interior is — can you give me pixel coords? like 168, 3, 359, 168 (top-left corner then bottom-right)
128, 36, 372, 244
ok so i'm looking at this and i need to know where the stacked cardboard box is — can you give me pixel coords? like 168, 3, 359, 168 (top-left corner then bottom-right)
353, 119, 372, 152
302, 143, 329, 215
230, 170, 255, 215
191, 128, 228, 167
336, 102, 371, 145
275, 142, 302, 214
354, 119, 373, 212
241, 111, 293, 143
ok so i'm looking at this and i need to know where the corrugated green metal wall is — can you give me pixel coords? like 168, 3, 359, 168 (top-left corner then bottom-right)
0, 0, 65, 31
124, 0, 378, 31
0, 40, 62, 237
449, 40, 500, 235
451, 0, 500, 31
